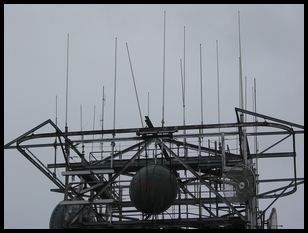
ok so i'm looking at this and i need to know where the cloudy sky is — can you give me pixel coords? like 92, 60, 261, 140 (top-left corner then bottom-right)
4, 4, 304, 229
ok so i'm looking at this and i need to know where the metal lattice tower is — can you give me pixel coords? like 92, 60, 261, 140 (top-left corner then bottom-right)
4, 107, 304, 229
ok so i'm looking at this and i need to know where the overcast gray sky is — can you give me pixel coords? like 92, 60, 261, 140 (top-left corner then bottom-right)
4, 4, 304, 229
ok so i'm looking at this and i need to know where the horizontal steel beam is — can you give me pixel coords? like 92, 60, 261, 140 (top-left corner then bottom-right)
62, 169, 115, 176
249, 152, 295, 159
257, 177, 304, 183
60, 199, 114, 205
4, 130, 304, 150
235, 107, 304, 129
5, 121, 294, 146
79, 216, 246, 229
47, 152, 295, 171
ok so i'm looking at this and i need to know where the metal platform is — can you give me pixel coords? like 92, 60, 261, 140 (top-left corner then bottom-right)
4, 108, 304, 229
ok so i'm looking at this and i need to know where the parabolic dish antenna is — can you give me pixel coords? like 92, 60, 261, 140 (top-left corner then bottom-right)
222, 163, 255, 204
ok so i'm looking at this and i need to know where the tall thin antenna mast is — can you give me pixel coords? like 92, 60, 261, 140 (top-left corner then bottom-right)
183, 25, 186, 122
180, 59, 185, 125
113, 37, 117, 132
238, 11, 244, 111
64, 33, 70, 200
126, 42, 144, 128
245, 75, 247, 122
161, 10, 166, 127
80, 104, 84, 155
102, 86, 105, 130
251, 78, 259, 228
183, 26, 186, 106
183, 26, 188, 215
55, 95, 58, 126
80, 104, 82, 131
91, 105, 96, 157
216, 40, 221, 138
111, 37, 117, 169
238, 9, 248, 174
253, 77, 258, 182
199, 43, 204, 127
65, 33, 70, 132
180, 57, 188, 217
54, 96, 58, 176
147, 91, 150, 117
199, 43, 204, 156
101, 86, 105, 160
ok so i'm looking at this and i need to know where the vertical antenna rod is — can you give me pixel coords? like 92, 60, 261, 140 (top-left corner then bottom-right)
238, 10, 244, 111
199, 43, 204, 127
54, 95, 58, 176
55, 95, 58, 126
253, 78, 258, 182
126, 42, 144, 128
80, 104, 84, 154
251, 78, 259, 228
80, 104, 83, 132
245, 75, 247, 122
91, 105, 96, 156
111, 37, 118, 169
64, 33, 70, 200
183, 26, 186, 106
183, 26, 187, 161
147, 91, 150, 117
216, 40, 221, 136
199, 43, 204, 156
161, 10, 166, 127
180, 59, 185, 125
183, 26, 186, 127
113, 37, 117, 132
102, 85, 105, 131
101, 85, 105, 160
65, 33, 70, 131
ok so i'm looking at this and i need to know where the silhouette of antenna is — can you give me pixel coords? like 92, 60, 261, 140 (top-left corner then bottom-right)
126, 42, 144, 128
161, 10, 166, 127
65, 33, 70, 132
216, 40, 221, 139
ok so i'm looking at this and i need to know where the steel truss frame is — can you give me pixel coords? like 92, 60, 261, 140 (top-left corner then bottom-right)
4, 108, 304, 229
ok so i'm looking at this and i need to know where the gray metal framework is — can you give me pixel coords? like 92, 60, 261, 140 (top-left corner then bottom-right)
4, 108, 304, 229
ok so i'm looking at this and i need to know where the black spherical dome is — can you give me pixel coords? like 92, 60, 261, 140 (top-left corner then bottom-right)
129, 164, 178, 214
49, 201, 95, 229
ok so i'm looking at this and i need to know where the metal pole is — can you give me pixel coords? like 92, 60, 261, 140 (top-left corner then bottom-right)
91, 105, 96, 160
80, 104, 84, 155
254, 78, 258, 183
113, 37, 117, 132
147, 91, 150, 117
126, 42, 144, 128
183, 26, 187, 156
64, 33, 70, 200
180, 59, 187, 161
216, 40, 221, 141
238, 11, 244, 111
245, 75, 247, 122
221, 133, 226, 171
54, 96, 58, 176
214, 141, 218, 216
101, 86, 105, 160
65, 33, 69, 130
200, 43, 204, 128
199, 43, 204, 155
161, 10, 166, 127
112, 37, 118, 169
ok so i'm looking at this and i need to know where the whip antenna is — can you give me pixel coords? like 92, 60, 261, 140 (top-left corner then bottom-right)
126, 42, 144, 128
